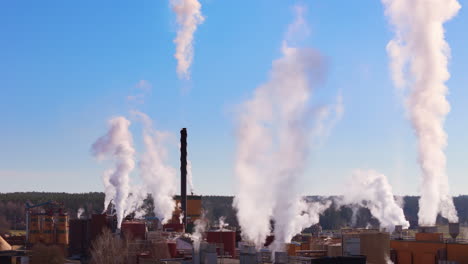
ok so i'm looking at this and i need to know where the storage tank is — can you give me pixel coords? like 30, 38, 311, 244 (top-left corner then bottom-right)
29, 214, 42, 244
206, 230, 236, 257
42, 215, 55, 244
56, 214, 68, 245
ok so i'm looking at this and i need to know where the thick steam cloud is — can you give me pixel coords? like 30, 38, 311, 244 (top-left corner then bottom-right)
91, 117, 136, 228
192, 212, 208, 252
234, 6, 337, 250
92, 112, 178, 227
170, 0, 205, 79
134, 111, 178, 224
382, 0, 460, 225
340, 169, 409, 231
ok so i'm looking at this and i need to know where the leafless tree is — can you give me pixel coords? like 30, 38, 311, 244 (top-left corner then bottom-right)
30, 243, 65, 264
90, 228, 128, 264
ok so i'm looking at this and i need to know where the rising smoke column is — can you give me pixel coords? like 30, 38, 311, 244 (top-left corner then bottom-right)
170, 0, 204, 79
382, 0, 461, 225
92, 117, 136, 228
102, 169, 116, 213
192, 213, 208, 252
341, 170, 409, 231
187, 160, 195, 194
234, 6, 334, 250
272, 199, 331, 251
134, 111, 177, 224
77, 208, 85, 219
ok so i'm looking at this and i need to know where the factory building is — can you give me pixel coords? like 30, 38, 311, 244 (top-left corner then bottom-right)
4, 128, 468, 264
341, 228, 390, 264
25, 201, 69, 248
390, 223, 468, 264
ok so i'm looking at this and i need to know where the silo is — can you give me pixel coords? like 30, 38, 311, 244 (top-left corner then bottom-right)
56, 214, 69, 245
28, 214, 41, 244
42, 214, 55, 244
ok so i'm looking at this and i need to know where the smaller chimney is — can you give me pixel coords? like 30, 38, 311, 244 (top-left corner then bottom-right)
394, 225, 403, 239
394, 225, 403, 233
449, 222, 460, 241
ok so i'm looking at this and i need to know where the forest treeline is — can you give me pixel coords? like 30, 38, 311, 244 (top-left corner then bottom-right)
1, 192, 467, 233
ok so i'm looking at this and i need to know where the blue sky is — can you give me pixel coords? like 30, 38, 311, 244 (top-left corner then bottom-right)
1, 0, 467, 195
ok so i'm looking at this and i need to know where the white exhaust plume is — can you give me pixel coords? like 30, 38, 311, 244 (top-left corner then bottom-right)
192, 216, 208, 252
102, 169, 116, 213
218, 216, 229, 231
382, 0, 460, 225
341, 170, 409, 231
133, 111, 177, 224
170, 0, 205, 79
385, 255, 394, 264
187, 160, 195, 194
92, 117, 136, 228
77, 208, 85, 219
272, 199, 331, 251
124, 186, 146, 219
234, 6, 336, 250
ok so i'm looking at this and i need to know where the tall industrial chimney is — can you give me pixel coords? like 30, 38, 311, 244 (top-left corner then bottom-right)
180, 128, 188, 230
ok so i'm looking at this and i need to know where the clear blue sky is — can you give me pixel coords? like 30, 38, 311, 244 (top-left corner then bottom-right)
1, 0, 467, 195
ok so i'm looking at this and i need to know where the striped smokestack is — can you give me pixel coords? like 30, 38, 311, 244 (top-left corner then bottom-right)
180, 128, 187, 230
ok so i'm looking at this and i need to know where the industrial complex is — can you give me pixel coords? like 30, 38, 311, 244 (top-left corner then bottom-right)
1, 129, 468, 264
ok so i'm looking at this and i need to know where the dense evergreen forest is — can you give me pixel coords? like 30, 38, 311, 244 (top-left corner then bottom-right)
1, 192, 467, 234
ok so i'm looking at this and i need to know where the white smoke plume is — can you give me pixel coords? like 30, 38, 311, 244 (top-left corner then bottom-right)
310, 94, 344, 146
234, 6, 335, 250
385, 255, 394, 264
102, 169, 116, 213
272, 199, 331, 251
382, 0, 460, 225
77, 208, 85, 219
133, 111, 177, 224
179, 212, 184, 224
124, 186, 146, 219
92, 117, 136, 228
341, 170, 409, 231
192, 216, 208, 252
218, 216, 229, 231
187, 160, 195, 194
170, 0, 205, 79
